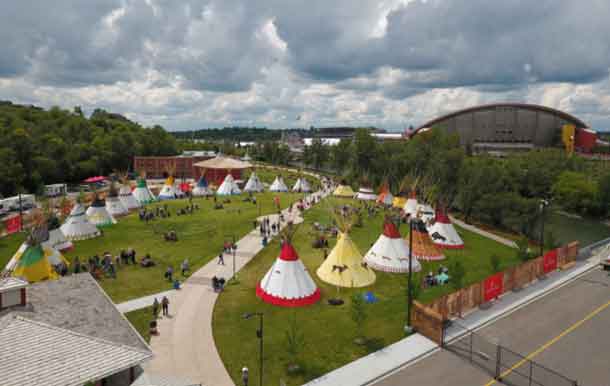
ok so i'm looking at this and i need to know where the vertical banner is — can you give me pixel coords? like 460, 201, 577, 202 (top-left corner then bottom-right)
4, 215, 22, 234
543, 249, 558, 273
483, 272, 504, 302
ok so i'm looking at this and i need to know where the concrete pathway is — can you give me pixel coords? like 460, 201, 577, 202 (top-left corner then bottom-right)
450, 215, 518, 249
143, 190, 327, 386
117, 290, 175, 314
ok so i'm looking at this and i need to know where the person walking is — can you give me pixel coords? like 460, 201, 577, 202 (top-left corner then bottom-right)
218, 251, 225, 265
241, 367, 249, 386
166, 266, 174, 282
161, 296, 169, 316
152, 298, 159, 318
181, 258, 190, 276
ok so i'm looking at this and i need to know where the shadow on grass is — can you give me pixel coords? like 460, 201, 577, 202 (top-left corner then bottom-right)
364, 337, 386, 354
299, 361, 328, 382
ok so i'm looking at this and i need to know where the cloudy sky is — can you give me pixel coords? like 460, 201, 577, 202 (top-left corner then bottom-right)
1, 0, 609, 131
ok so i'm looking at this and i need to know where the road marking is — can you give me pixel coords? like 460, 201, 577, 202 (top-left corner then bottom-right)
483, 298, 610, 386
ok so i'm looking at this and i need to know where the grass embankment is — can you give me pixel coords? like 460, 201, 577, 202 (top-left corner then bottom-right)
212, 198, 516, 386
125, 306, 155, 343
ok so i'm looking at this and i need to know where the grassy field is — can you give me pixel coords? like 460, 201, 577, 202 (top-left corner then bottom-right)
545, 210, 610, 246
212, 198, 517, 386
125, 306, 155, 343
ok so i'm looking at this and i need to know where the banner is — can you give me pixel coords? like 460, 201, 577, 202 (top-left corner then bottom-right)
483, 272, 504, 302
4, 215, 21, 234
543, 249, 558, 273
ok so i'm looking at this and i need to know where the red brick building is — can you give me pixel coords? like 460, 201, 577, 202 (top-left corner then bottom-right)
133, 151, 216, 179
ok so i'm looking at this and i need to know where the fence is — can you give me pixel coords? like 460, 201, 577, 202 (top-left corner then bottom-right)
423, 242, 579, 321
444, 322, 578, 386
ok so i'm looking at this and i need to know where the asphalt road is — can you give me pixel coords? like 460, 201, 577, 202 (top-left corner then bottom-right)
374, 268, 610, 386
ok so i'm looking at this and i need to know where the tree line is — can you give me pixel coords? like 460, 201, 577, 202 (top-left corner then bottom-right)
0, 102, 179, 197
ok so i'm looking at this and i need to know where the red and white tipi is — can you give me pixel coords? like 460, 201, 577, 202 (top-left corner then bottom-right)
256, 241, 321, 307
427, 209, 464, 249
364, 220, 421, 273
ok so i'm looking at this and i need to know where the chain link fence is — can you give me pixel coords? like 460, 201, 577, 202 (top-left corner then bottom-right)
443, 322, 578, 386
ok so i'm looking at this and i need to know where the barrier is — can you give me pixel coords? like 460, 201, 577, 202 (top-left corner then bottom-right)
410, 301, 444, 345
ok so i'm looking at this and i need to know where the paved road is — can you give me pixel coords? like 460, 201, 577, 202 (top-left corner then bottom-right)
374, 268, 610, 386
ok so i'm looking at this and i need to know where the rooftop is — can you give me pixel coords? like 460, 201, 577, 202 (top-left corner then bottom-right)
194, 154, 253, 169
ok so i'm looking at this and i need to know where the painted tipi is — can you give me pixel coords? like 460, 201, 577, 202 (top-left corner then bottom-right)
376, 180, 394, 206
244, 172, 264, 193
256, 238, 321, 307
60, 202, 101, 241
41, 214, 73, 252
269, 176, 288, 192
105, 182, 129, 217
119, 178, 141, 210
428, 208, 464, 249
356, 186, 376, 201
407, 218, 445, 261
333, 184, 355, 198
158, 175, 180, 200
403, 190, 418, 217
86, 195, 116, 227
317, 232, 376, 288
217, 173, 241, 195
192, 175, 213, 196
364, 220, 421, 273
132, 175, 156, 204
292, 177, 311, 193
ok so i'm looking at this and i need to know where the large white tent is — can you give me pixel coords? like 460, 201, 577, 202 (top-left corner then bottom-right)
256, 241, 321, 307
292, 178, 311, 193
59, 203, 101, 241
119, 183, 141, 210
427, 209, 464, 249
86, 197, 116, 227
216, 174, 241, 195
244, 172, 264, 193
364, 221, 421, 273
132, 177, 156, 204
269, 176, 288, 192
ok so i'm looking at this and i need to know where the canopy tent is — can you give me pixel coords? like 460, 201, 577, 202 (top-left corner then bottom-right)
86, 196, 116, 227
403, 190, 418, 217
427, 209, 464, 249
132, 177, 156, 204
317, 232, 376, 288
376, 182, 394, 206
192, 175, 213, 196
194, 155, 252, 185
269, 176, 289, 192
244, 172, 265, 193
216, 174, 241, 195
119, 183, 141, 210
157, 176, 181, 200
105, 184, 128, 217
60, 203, 101, 241
292, 177, 312, 193
6, 242, 68, 283
83, 176, 106, 183
356, 187, 377, 201
256, 241, 321, 307
364, 221, 421, 273
333, 185, 355, 198
416, 202, 435, 223
407, 219, 445, 261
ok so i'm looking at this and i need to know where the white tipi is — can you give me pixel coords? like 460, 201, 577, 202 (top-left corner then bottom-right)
119, 181, 141, 210
60, 203, 101, 241
192, 175, 213, 196
428, 208, 464, 249
292, 177, 311, 193
269, 176, 288, 192
158, 175, 180, 200
105, 183, 128, 217
403, 190, 418, 217
217, 174, 241, 195
356, 187, 377, 201
256, 240, 321, 307
41, 215, 73, 252
364, 221, 421, 273
86, 195, 116, 227
132, 176, 156, 204
244, 172, 264, 193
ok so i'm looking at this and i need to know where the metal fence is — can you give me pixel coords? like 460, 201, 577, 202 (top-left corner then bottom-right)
443, 322, 578, 386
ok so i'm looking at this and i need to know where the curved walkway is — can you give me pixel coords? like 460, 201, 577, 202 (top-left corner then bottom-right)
450, 215, 517, 249
143, 189, 327, 386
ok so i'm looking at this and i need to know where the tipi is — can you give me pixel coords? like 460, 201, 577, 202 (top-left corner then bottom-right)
86, 195, 116, 227
356, 187, 376, 201
376, 180, 394, 206
60, 202, 101, 241
407, 218, 445, 261
403, 190, 418, 217
192, 174, 213, 196
269, 176, 288, 192
427, 208, 464, 249
333, 184, 355, 198
132, 175, 156, 204
158, 175, 180, 200
118, 176, 141, 210
416, 202, 435, 223
364, 220, 421, 273
244, 172, 265, 193
256, 237, 321, 307
105, 182, 128, 217
317, 231, 376, 288
217, 173, 241, 195
292, 177, 311, 193
41, 214, 73, 252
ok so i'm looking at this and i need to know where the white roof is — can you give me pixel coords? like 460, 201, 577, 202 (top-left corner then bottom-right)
132, 372, 199, 386
0, 277, 28, 293
0, 315, 152, 386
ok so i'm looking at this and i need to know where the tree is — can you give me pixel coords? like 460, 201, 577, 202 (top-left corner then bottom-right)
284, 313, 305, 371
490, 254, 501, 273
552, 171, 598, 215
350, 293, 368, 344
516, 236, 531, 262
450, 261, 466, 289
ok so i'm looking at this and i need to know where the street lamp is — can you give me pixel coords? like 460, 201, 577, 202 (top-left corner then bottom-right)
405, 217, 414, 333
225, 234, 237, 280
243, 312, 264, 386
539, 199, 549, 257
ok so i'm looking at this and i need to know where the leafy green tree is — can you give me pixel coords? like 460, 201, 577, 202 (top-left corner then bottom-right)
350, 293, 368, 343
552, 171, 598, 215
450, 261, 466, 289
284, 313, 305, 368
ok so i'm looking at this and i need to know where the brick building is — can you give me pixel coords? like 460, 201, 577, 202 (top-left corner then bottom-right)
133, 151, 216, 179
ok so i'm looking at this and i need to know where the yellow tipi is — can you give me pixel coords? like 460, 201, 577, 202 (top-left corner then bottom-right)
333, 185, 355, 198
317, 232, 376, 287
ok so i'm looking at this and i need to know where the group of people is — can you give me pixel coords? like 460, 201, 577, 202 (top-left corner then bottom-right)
139, 205, 171, 222
70, 248, 160, 280
424, 266, 450, 287
176, 203, 200, 216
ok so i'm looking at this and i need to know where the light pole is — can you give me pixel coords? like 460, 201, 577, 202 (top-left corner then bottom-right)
406, 217, 414, 332
225, 234, 237, 280
243, 312, 264, 386
539, 199, 549, 257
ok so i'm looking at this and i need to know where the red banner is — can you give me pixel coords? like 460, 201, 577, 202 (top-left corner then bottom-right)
483, 272, 504, 302
4, 215, 21, 234
543, 249, 558, 273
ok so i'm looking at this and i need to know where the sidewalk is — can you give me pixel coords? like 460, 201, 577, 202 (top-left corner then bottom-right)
303, 253, 602, 386
118, 290, 175, 313
450, 215, 517, 249
143, 190, 327, 386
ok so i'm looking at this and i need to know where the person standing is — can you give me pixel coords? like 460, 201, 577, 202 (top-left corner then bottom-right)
181, 258, 189, 276
161, 296, 169, 316
218, 251, 225, 265
241, 367, 249, 386
152, 298, 159, 318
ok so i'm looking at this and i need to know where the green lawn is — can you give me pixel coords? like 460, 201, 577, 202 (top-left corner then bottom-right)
0, 232, 25, 269
212, 198, 517, 386
125, 306, 155, 343
545, 210, 610, 246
